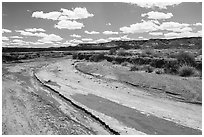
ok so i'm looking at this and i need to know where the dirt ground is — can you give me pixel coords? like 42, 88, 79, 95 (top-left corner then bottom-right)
34, 58, 202, 134
76, 61, 202, 104
2, 57, 110, 135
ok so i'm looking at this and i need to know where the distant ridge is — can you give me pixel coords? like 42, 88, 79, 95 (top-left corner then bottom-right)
3, 37, 202, 52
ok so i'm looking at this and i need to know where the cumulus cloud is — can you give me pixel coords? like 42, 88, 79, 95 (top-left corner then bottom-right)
70, 34, 81, 38
151, 20, 160, 25
82, 38, 93, 41
108, 37, 121, 41
10, 36, 23, 39
95, 39, 109, 43
159, 22, 191, 32
2, 28, 12, 33
141, 11, 173, 20
16, 29, 63, 43
2, 42, 9, 47
38, 34, 63, 43
193, 23, 202, 26
16, 30, 47, 37
103, 31, 119, 35
149, 32, 163, 36
120, 35, 131, 40
164, 31, 202, 38
69, 39, 83, 45
120, 20, 159, 34
32, 11, 61, 20
12, 39, 29, 46
128, 2, 182, 9
54, 20, 84, 30
60, 7, 94, 20
25, 28, 45, 32
2, 36, 9, 41
32, 7, 94, 21
29, 42, 45, 45
85, 30, 100, 34
138, 36, 148, 40
106, 23, 111, 26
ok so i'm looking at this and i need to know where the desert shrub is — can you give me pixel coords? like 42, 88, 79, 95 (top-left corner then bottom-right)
155, 68, 164, 74
90, 53, 105, 62
121, 62, 129, 66
112, 60, 119, 64
117, 49, 130, 56
109, 48, 117, 55
150, 58, 165, 68
164, 60, 179, 74
198, 49, 202, 55
168, 52, 177, 58
130, 65, 140, 71
77, 53, 87, 60
105, 56, 113, 62
140, 52, 148, 57
114, 56, 126, 64
143, 65, 154, 73
178, 65, 196, 77
176, 51, 196, 66
72, 53, 78, 59
195, 61, 202, 71
140, 49, 154, 57
144, 49, 153, 55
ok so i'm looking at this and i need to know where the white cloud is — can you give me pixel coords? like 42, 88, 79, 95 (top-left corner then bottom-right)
164, 31, 202, 38
84, 30, 100, 34
2, 42, 9, 47
193, 23, 202, 26
149, 32, 163, 36
108, 37, 121, 41
106, 23, 111, 26
70, 34, 81, 38
29, 42, 45, 45
103, 31, 119, 35
70, 39, 83, 44
16, 30, 63, 44
63, 41, 78, 46
25, 28, 45, 32
151, 20, 160, 25
13, 39, 24, 43
32, 7, 94, 21
141, 11, 173, 20
2, 28, 12, 33
60, 7, 94, 20
54, 20, 84, 30
138, 36, 148, 40
38, 34, 63, 43
120, 20, 159, 34
128, 2, 182, 9
12, 39, 29, 45
159, 22, 191, 32
32, 11, 61, 20
10, 36, 23, 39
16, 30, 47, 37
120, 35, 132, 40
2, 36, 9, 41
82, 38, 93, 41
95, 39, 109, 43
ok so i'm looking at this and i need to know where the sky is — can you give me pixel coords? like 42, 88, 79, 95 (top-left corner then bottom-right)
2, 1, 202, 48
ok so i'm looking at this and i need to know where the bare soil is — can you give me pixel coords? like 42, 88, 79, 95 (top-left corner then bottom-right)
76, 60, 202, 104
34, 58, 202, 134
2, 58, 110, 135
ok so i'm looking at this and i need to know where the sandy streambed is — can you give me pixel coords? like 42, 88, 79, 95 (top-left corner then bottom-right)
35, 59, 202, 135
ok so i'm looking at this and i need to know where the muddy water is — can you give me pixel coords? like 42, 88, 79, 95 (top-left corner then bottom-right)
71, 93, 201, 135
